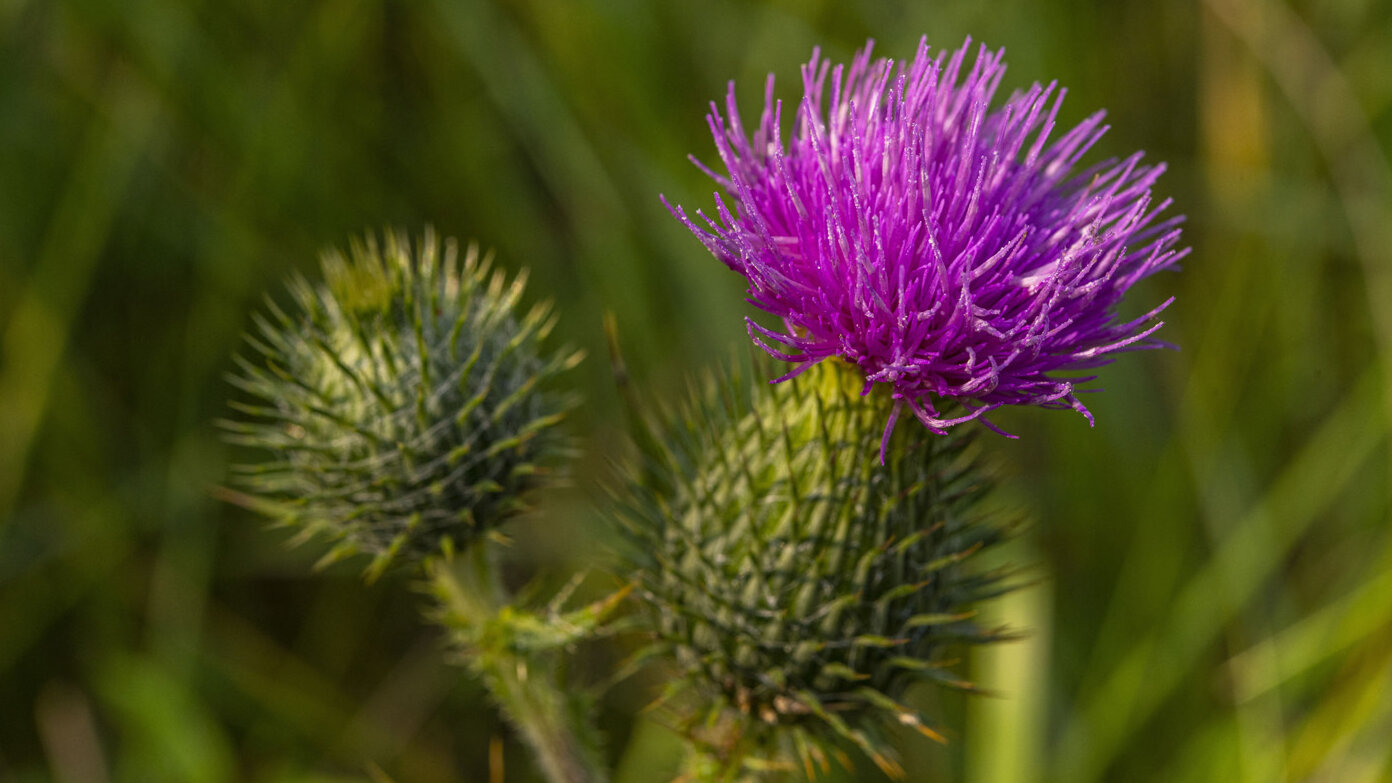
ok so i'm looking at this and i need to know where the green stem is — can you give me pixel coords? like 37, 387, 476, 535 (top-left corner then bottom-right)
430, 543, 610, 783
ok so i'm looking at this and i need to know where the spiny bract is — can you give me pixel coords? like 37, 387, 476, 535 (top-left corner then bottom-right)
223, 229, 580, 577
618, 359, 1011, 778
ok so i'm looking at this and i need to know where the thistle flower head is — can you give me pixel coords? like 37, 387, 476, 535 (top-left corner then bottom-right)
618, 360, 1010, 777
223, 230, 581, 577
667, 38, 1186, 452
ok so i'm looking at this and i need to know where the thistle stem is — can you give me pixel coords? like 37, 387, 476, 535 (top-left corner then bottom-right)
429, 544, 610, 783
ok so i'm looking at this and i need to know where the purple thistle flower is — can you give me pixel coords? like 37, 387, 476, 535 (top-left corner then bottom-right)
666, 37, 1187, 459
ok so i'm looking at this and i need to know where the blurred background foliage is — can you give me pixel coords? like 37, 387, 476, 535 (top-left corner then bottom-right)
1, 0, 1390, 781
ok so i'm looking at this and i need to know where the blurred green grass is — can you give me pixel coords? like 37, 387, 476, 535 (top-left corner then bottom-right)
1, 0, 1390, 781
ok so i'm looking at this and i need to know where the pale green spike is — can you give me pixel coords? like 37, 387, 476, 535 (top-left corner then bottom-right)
903, 611, 975, 628
248, 314, 296, 357
313, 540, 360, 571
891, 528, 933, 553
875, 579, 930, 606
795, 729, 833, 780
850, 687, 946, 743
819, 663, 869, 682
848, 634, 907, 650
516, 412, 567, 440
365, 531, 409, 585
793, 689, 903, 779
894, 661, 990, 694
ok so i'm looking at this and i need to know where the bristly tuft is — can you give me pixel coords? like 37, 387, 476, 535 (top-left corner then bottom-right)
221, 229, 582, 578
666, 37, 1187, 449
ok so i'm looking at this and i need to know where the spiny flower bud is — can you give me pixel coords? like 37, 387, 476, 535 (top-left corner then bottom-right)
223, 229, 581, 577
618, 359, 1012, 778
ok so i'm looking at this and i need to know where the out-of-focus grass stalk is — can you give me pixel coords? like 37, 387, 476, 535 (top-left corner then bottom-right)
1053, 367, 1385, 782
427, 0, 658, 360
1228, 533, 1392, 781
1200, 0, 1392, 779
1050, 0, 1392, 777
35, 682, 111, 783
1286, 635, 1392, 782
1205, 0, 1392, 446
1193, 9, 1287, 780
1226, 542, 1392, 703
0, 65, 158, 519
966, 559, 1051, 783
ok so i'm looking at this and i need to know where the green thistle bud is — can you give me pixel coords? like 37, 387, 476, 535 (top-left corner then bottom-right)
618, 360, 1012, 778
223, 229, 581, 577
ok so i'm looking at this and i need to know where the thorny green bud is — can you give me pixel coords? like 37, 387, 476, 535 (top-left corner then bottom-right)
223, 229, 581, 578
617, 360, 1014, 779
